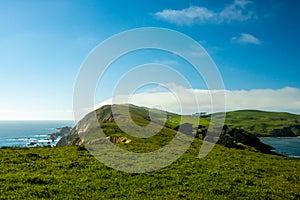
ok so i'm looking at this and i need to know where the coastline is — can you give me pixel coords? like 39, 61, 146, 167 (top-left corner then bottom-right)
0, 121, 73, 148
259, 137, 300, 158
259, 136, 300, 138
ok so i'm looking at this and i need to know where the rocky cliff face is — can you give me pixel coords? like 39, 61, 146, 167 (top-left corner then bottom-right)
270, 125, 300, 137
49, 126, 72, 142
216, 126, 274, 153
56, 119, 93, 146
86, 136, 131, 145
56, 105, 131, 146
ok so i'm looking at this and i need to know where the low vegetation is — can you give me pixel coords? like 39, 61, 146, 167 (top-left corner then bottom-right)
1, 104, 300, 199
0, 144, 299, 199
223, 110, 300, 136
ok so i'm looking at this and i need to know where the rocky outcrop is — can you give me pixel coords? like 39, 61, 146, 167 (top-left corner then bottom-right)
49, 126, 72, 142
57, 136, 131, 146
56, 110, 99, 146
56, 134, 79, 146
216, 126, 274, 153
69, 137, 83, 146
102, 112, 115, 123
87, 136, 131, 145
270, 126, 299, 137
107, 136, 131, 144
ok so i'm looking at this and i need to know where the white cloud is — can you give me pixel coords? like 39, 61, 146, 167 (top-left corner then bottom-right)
232, 33, 261, 45
154, 0, 256, 25
155, 6, 216, 25
220, 0, 254, 22
97, 87, 300, 115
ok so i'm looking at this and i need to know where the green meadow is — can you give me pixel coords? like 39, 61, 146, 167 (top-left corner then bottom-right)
1, 104, 300, 199
0, 144, 299, 199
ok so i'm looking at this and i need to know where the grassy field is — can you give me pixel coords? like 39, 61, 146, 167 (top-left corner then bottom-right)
0, 143, 299, 199
1, 105, 300, 199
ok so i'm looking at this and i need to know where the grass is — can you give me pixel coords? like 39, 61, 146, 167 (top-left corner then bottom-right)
1, 104, 300, 199
0, 143, 299, 199
223, 110, 300, 136
81, 104, 300, 137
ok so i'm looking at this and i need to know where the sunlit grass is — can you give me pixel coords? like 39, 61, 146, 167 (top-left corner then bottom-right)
2, 105, 300, 199
0, 142, 299, 199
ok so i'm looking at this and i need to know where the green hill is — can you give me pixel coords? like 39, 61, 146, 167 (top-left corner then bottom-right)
223, 110, 300, 136
58, 104, 300, 151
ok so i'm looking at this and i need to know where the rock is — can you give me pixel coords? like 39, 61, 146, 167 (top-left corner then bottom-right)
49, 126, 72, 141
69, 137, 83, 146
217, 127, 274, 153
87, 138, 108, 145
87, 136, 131, 145
56, 136, 68, 146
107, 136, 131, 144
270, 127, 297, 137
103, 112, 115, 123
56, 134, 79, 146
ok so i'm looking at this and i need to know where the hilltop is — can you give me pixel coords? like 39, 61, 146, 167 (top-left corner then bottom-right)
223, 110, 300, 136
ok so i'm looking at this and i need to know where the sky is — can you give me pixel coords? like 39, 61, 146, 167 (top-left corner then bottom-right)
0, 0, 300, 120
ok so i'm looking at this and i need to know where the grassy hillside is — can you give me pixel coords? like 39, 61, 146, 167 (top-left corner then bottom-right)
58, 104, 300, 153
169, 109, 300, 136
0, 144, 299, 199
1, 104, 300, 199
223, 110, 300, 136
101, 104, 300, 136
65, 105, 300, 140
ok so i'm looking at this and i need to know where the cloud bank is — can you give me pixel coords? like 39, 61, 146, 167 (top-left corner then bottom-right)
98, 87, 300, 115
154, 0, 256, 25
232, 33, 261, 45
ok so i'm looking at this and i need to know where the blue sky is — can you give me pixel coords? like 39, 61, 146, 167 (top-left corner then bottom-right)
0, 0, 300, 120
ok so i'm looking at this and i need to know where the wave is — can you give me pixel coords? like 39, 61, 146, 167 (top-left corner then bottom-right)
8, 138, 32, 141
33, 134, 49, 137
3, 135, 59, 147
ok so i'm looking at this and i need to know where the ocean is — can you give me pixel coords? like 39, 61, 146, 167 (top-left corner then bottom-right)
259, 137, 300, 158
0, 121, 74, 147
